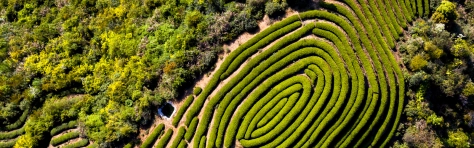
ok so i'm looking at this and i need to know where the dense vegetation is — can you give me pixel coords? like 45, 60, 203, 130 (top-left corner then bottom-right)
0, 0, 273, 147
393, 0, 474, 147
1, 0, 473, 147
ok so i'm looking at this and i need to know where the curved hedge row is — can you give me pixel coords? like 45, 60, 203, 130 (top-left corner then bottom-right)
255, 98, 288, 128
1, 109, 28, 131
199, 24, 314, 148
140, 123, 164, 148
310, 22, 368, 148
311, 28, 364, 148
321, 1, 400, 147
86, 143, 99, 148
417, 0, 424, 17
0, 138, 17, 148
0, 127, 25, 140
320, 4, 396, 147
411, 0, 417, 17
389, 0, 408, 28
155, 129, 173, 148
124, 143, 133, 148
169, 127, 186, 148
376, 0, 403, 35
398, 0, 413, 22
63, 139, 89, 148
182, 16, 301, 126
178, 140, 187, 148
198, 136, 206, 148
193, 87, 202, 96
173, 95, 194, 127
50, 131, 80, 146
220, 21, 303, 79
406, 0, 416, 18
424, 0, 430, 17
51, 120, 77, 136
239, 83, 303, 140
184, 117, 198, 142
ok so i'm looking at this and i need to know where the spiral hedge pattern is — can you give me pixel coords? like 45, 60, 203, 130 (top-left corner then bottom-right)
160, 0, 430, 148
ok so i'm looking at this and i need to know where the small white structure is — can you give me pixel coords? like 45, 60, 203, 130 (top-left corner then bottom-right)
158, 102, 176, 120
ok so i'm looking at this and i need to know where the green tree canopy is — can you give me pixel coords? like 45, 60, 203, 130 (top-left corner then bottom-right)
431, 0, 458, 24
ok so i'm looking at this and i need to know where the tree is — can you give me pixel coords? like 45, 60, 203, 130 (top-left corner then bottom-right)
402, 120, 443, 148
462, 81, 474, 97
446, 129, 469, 148
14, 135, 34, 148
410, 55, 428, 71
265, 2, 286, 17
431, 0, 458, 24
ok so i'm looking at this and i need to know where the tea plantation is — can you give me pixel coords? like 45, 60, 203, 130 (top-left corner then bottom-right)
141, 0, 430, 147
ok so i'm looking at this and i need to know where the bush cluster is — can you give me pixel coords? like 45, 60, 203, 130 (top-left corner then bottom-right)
265, 2, 287, 17
250, 8, 405, 147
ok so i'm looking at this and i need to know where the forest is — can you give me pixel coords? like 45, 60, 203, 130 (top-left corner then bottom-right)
0, 0, 473, 147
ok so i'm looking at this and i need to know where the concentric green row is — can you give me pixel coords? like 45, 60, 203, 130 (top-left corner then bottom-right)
159, 0, 430, 148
